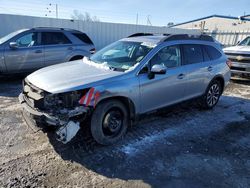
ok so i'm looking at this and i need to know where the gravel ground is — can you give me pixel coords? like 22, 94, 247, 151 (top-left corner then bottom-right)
0, 78, 249, 188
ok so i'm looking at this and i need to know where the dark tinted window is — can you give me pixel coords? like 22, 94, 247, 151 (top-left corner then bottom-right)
239, 36, 250, 46
204, 45, 222, 60
72, 33, 93, 44
182, 44, 203, 65
42, 32, 71, 45
202, 45, 210, 61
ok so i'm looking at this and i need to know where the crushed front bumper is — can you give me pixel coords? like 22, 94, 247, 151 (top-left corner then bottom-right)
19, 93, 88, 131
19, 93, 61, 130
19, 93, 89, 143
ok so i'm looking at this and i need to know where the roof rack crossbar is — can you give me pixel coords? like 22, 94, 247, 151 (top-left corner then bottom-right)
163, 34, 214, 42
128, 33, 154, 37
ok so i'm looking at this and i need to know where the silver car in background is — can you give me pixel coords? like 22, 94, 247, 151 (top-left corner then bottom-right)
0, 27, 95, 75
19, 33, 231, 145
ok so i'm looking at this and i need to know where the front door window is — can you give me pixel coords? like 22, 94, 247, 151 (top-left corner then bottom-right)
16, 32, 39, 47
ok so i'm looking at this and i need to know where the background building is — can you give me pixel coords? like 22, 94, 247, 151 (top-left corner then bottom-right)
172, 15, 250, 31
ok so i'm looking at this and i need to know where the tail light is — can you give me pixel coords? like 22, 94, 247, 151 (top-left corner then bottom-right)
90, 48, 96, 54
226, 59, 232, 68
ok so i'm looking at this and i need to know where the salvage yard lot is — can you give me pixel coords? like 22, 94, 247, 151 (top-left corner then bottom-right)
0, 78, 250, 188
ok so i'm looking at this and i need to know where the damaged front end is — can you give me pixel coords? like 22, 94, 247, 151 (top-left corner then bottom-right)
19, 79, 93, 144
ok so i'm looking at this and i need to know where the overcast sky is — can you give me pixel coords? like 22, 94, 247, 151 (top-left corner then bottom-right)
0, 0, 249, 26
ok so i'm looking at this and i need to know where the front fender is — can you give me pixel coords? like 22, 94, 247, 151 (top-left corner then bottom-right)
78, 77, 140, 115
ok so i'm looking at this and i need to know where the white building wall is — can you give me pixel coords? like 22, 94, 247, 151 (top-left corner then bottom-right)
174, 17, 250, 31
0, 14, 200, 50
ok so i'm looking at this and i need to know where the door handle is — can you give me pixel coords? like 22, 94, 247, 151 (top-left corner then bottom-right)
208, 66, 213, 72
177, 73, 185, 79
34, 50, 42, 53
67, 46, 73, 50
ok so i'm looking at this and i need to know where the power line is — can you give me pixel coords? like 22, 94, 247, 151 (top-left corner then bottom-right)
0, 3, 154, 25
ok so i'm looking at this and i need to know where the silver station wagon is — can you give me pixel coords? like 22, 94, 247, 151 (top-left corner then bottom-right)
0, 27, 95, 75
19, 33, 231, 145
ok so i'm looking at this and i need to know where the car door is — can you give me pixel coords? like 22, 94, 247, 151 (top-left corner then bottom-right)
180, 44, 212, 99
138, 45, 187, 113
4, 32, 44, 73
42, 31, 73, 66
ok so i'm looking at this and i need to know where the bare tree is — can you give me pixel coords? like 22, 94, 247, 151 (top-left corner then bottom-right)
71, 10, 100, 22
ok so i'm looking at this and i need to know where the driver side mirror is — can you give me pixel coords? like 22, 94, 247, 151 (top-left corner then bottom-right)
9, 42, 18, 49
151, 64, 167, 74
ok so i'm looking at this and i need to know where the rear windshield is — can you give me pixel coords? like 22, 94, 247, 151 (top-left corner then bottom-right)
72, 33, 93, 44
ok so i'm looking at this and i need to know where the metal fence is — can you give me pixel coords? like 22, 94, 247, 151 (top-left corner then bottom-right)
0, 14, 200, 50
205, 30, 250, 47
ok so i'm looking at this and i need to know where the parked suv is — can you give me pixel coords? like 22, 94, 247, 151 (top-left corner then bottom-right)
223, 36, 250, 78
0, 27, 95, 74
19, 33, 231, 145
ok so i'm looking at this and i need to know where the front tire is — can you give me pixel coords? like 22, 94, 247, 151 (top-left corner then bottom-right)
201, 80, 222, 109
91, 100, 129, 145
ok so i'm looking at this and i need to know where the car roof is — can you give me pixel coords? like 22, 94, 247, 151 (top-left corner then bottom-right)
121, 33, 215, 46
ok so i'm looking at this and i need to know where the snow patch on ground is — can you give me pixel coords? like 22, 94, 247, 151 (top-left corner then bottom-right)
120, 95, 249, 156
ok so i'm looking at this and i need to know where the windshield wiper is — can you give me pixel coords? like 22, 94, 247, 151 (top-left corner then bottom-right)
108, 66, 125, 72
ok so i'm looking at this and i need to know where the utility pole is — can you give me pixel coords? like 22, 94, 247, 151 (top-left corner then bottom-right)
136, 13, 138, 25
56, 4, 58, 18
45, 3, 58, 18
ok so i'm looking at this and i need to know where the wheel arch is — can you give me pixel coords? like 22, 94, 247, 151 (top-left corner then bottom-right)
69, 55, 84, 61
96, 96, 136, 121
209, 75, 225, 93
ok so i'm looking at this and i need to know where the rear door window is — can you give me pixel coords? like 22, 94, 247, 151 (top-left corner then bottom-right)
182, 44, 203, 65
204, 45, 222, 60
42, 32, 71, 45
72, 33, 93, 44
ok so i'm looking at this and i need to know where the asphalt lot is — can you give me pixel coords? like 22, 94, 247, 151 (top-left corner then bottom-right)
0, 78, 250, 188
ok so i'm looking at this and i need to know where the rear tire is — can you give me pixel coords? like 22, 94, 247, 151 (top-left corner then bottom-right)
200, 80, 222, 109
91, 100, 129, 145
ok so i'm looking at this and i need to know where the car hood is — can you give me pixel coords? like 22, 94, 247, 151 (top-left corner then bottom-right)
223, 46, 250, 54
27, 59, 123, 93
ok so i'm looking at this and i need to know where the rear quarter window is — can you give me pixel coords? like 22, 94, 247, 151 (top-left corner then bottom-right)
72, 33, 93, 44
204, 45, 222, 60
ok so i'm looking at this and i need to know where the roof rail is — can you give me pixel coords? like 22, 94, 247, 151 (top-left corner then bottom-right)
163, 34, 214, 42
128, 33, 154, 37
32, 27, 65, 30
